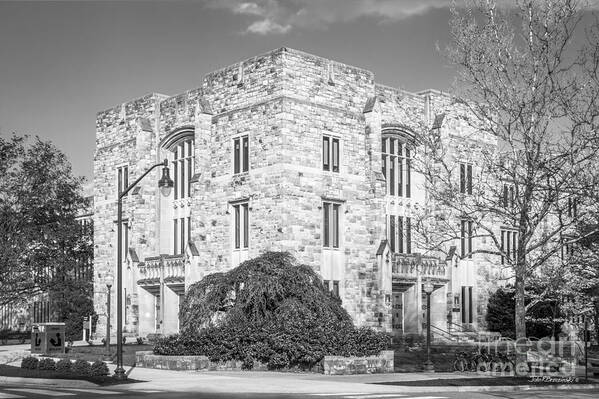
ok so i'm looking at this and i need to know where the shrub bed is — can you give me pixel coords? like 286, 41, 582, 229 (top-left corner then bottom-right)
71, 359, 91, 376
155, 252, 391, 370
20, 356, 39, 370
55, 359, 72, 374
38, 358, 56, 371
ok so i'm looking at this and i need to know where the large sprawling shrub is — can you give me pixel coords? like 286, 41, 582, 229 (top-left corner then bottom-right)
71, 359, 91, 376
155, 252, 391, 369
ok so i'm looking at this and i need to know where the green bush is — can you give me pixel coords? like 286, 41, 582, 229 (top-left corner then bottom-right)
38, 357, 56, 371
155, 252, 391, 369
71, 359, 91, 376
55, 359, 72, 374
20, 356, 39, 369
90, 360, 109, 376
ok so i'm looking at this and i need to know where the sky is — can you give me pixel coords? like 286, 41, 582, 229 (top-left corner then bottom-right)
0, 0, 596, 181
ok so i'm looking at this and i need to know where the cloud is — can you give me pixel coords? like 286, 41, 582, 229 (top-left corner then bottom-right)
247, 19, 292, 34
206, 0, 599, 35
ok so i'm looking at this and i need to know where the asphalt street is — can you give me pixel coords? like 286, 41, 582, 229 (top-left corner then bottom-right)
1, 385, 599, 399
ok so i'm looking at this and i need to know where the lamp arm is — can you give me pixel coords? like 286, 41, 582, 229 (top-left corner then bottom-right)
118, 159, 168, 200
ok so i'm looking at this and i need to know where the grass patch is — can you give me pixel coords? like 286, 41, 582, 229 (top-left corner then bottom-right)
0, 364, 144, 386
372, 376, 591, 386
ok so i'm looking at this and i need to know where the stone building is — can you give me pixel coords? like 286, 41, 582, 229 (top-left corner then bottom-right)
93, 47, 502, 340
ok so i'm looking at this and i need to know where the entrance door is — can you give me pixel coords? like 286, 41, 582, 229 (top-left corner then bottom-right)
392, 293, 403, 340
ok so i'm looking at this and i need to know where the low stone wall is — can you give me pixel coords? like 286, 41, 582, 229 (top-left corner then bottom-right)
322, 350, 394, 375
135, 351, 267, 371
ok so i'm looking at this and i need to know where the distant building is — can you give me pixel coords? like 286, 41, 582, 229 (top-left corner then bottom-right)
93, 48, 503, 340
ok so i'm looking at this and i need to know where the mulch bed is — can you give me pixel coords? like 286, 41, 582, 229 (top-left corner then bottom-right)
0, 364, 144, 386
372, 376, 592, 386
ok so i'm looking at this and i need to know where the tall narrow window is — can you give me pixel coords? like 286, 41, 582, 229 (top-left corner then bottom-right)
500, 229, 518, 264
567, 197, 578, 218
323, 135, 340, 172
323, 201, 341, 248
389, 215, 396, 252
382, 137, 410, 197
460, 163, 472, 194
406, 148, 411, 198
502, 183, 515, 208
172, 139, 194, 199
461, 286, 473, 323
233, 202, 249, 250
406, 217, 412, 254
117, 165, 128, 197
173, 219, 178, 254
461, 219, 473, 258
121, 221, 129, 263
233, 135, 249, 174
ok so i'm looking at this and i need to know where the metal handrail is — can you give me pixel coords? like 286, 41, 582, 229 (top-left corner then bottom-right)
430, 324, 461, 343
448, 321, 480, 341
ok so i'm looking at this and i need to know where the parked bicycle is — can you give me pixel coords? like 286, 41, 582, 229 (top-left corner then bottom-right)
453, 349, 493, 372
490, 351, 515, 373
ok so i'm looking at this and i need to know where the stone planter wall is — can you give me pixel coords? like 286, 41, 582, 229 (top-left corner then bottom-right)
135, 351, 267, 371
322, 350, 394, 375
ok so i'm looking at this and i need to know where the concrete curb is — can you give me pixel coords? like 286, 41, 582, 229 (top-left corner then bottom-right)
366, 383, 599, 393
0, 376, 98, 388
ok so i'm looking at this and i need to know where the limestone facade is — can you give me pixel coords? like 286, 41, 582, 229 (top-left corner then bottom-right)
93, 48, 502, 340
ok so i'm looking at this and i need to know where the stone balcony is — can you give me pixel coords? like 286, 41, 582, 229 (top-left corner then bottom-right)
137, 254, 185, 294
391, 253, 448, 291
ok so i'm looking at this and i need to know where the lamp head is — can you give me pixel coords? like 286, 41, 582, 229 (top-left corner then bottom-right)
105, 274, 114, 289
158, 159, 174, 197
423, 281, 434, 294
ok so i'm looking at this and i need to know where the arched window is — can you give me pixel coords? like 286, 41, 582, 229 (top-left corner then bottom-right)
381, 126, 413, 198
160, 127, 195, 255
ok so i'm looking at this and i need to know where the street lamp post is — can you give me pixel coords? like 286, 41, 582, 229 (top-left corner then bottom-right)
114, 159, 173, 380
105, 274, 114, 355
423, 280, 435, 372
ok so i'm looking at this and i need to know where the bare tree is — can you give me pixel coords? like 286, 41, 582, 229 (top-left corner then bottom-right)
413, 0, 599, 340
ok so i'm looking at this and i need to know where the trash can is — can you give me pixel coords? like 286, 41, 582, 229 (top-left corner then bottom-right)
31, 323, 66, 354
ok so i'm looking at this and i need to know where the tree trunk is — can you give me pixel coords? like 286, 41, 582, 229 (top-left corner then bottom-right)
515, 272, 527, 339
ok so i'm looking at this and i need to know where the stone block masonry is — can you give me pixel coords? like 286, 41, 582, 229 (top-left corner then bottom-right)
93, 47, 503, 340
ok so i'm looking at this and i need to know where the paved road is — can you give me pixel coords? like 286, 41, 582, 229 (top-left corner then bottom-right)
0, 386, 598, 399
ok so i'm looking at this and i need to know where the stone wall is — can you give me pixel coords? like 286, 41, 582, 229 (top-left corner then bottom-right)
323, 350, 394, 375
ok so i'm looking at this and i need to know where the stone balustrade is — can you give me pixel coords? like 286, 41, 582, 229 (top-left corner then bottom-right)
137, 254, 185, 285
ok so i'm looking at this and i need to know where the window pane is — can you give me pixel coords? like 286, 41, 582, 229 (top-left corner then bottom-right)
467, 164, 473, 194
503, 185, 508, 208
323, 203, 330, 247
460, 164, 465, 193
332, 138, 339, 172
187, 216, 191, 248
501, 231, 505, 265
389, 138, 395, 155
389, 215, 395, 252
234, 205, 240, 249
333, 204, 339, 248
243, 203, 249, 248
174, 219, 178, 254
406, 157, 411, 198
180, 159, 185, 199
234, 138, 240, 174
180, 217, 185, 254
323, 137, 330, 171
382, 155, 387, 178
460, 220, 465, 257
124, 166, 128, 189
398, 216, 404, 254
468, 221, 473, 259
389, 156, 395, 196
333, 280, 339, 297
173, 161, 178, 200
398, 155, 403, 197
406, 217, 411, 254
382, 138, 387, 153
242, 136, 249, 172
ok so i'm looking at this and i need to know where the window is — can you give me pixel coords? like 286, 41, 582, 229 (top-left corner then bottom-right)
460, 219, 473, 258
323, 201, 341, 248
173, 139, 194, 200
500, 229, 518, 264
233, 135, 249, 174
121, 221, 129, 262
461, 286, 473, 323
567, 197, 578, 218
233, 202, 249, 250
561, 235, 575, 259
502, 184, 515, 208
382, 137, 410, 197
323, 135, 340, 172
173, 217, 190, 255
387, 215, 411, 254
460, 163, 472, 195
117, 165, 128, 197
323, 280, 340, 297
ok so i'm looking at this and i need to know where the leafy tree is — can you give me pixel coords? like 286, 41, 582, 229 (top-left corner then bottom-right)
414, 0, 599, 342
159, 252, 390, 369
0, 134, 94, 335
